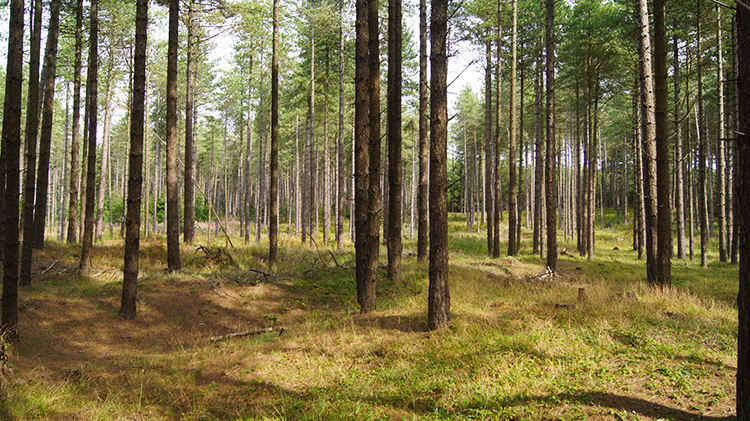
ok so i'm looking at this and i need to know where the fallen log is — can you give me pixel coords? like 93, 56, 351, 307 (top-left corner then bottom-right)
210, 327, 274, 343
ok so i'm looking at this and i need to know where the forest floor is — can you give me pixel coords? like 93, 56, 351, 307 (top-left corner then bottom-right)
0, 216, 740, 420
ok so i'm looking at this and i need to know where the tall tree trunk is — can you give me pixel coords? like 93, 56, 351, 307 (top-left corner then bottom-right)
95, 49, 115, 241
545, 0, 557, 272
31, 0, 61, 250
637, 0, 658, 282
365, 0, 381, 311
323, 49, 331, 247
428, 0, 450, 330
733, 12, 740, 265
20, 0, 42, 249
508, 0, 519, 256
184, 0, 196, 244
533, 44, 543, 255
697, 0, 709, 268
355, 0, 372, 311
165, 0, 181, 271
387, 0, 403, 282
79, 0, 99, 273
245, 65, 254, 244
58, 83, 70, 242
718, 5, 728, 263
736, 3, 750, 418
654, 0, 671, 287
417, 0, 429, 263
485, 35, 494, 256
269, 0, 279, 271
493, 0, 503, 259
674, 35, 686, 261
337, 2, 346, 251
1, 0, 25, 341
121, 0, 147, 320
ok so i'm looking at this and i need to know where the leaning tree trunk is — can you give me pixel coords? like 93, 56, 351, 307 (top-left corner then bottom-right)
428, 0, 450, 330
79, 0, 99, 273
120, 0, 147, 321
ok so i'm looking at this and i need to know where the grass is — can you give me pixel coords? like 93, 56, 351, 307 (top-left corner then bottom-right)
0, 215, 739, 420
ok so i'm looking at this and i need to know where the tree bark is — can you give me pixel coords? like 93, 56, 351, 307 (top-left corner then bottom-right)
508, 0, 519, 256
485, 35, 494, 256
637, 0, 658, 282
736, 3, 750, 418
387, 0, 403, 283
718, 5, 728, 263
417, 0, 429, 263
654, 0, 671, 287
674, 35, 686, 261
429, 0, 450, 330
166, 0, 181, 271
337, 3, 346, 251
20, 0, 43, 258
79, 0, 99, 273
269, 0, 279, 272
697, 0, 709, 268
95, 49, 115, 241
1, 0, 25, 342
121, 0, 147, 321
184, 0, 196, 244
545, 0, 557, 272
365, 0, 381, 312
493, 0, 503, 259
355, 0, 372, 311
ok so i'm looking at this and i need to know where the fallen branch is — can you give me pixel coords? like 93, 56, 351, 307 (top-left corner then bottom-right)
92, 267, 117, 278
248, 268, 271, 282
210, 327, 274, 343
33, 259, 58, 276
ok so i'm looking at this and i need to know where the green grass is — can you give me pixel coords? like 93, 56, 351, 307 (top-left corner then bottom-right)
0, 215, 739, 420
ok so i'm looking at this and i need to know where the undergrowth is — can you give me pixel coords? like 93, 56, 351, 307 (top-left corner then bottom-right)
0, 216, 739, 420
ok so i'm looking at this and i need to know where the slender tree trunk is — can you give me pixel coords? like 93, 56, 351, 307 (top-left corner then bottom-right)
1, 0, 25, 341
245, 66, 254, 244
637, 0, 658, 282
387, 0, 403, 282
508, 0, 519, 256
718, 5, 728, 263
323, 49, 331, 247
58, 83, 70, 242
31, 0, 60, 250
121, 0, 147, 321
20, 0, 42, 253
545, 0, 557, 272
337, 2, 346, 251
428, 0, 450, 330
417, 0, 429, 263
165, 0, 181, 271
674, 35, 686, 261
534, 46, 543, 255
79, 0, 99, 273
733, 13, 740, 265
485, 35, 494, 256
365, 0, 381, 311
184, 0, 196, 243
654, 0, 671, 287
269, 0, 279, 272
95, 49, 115, 241
697, 0, 709, 268
493, 0, 503, 259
